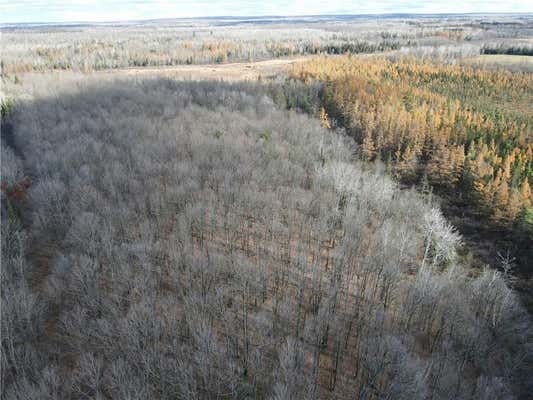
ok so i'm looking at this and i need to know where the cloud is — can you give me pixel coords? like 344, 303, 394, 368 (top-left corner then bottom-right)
1, 0, 532, 23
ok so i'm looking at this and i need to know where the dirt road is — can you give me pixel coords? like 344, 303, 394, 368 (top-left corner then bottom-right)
100, 57, 312, 81
12, 57, 312, 83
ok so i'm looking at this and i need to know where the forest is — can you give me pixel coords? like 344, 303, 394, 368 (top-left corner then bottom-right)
2, 15, 532, 74
2, 76, 532, 399
1, 13, 533, 400
290, 56, 533, 273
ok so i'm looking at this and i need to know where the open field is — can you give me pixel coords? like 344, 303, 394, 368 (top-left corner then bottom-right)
14, 56, 315, 82
463, 54, 533, 72
108, 56, 312, 80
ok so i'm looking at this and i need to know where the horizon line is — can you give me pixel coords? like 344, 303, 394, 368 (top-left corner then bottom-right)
3, 11, 533, 27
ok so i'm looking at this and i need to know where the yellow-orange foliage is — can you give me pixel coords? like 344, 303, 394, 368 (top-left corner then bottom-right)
290, 56, 533, 226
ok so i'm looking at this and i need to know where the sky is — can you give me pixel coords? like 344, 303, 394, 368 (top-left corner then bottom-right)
1, 0, 532, 24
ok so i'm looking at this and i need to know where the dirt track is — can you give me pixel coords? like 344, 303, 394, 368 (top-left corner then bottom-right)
11, 56, 315, 87
100, 57, 312, 80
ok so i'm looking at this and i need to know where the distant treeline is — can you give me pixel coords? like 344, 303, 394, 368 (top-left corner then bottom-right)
481, 45, 533, 56
4, 16, 533, 74
1, 37, 403, 73
313, 40, 402, 55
